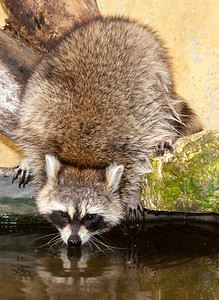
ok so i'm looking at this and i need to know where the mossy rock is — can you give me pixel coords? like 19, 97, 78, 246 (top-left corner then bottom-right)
141, 130, 219, 212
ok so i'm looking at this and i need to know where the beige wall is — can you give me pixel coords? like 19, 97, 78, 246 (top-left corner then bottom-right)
0, 1, 7, 27
0, 0, 218, 167
97, 0, 219, 130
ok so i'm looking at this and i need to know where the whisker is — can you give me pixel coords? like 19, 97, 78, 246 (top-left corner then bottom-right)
26, 232, 58, 245
39, 234, 61, 248
49, 237, 63, 249
92, 236, 116, 253
47, 235, 61, 245
118, 224, 128, 235
93, 234, 129, 250
87, 241, 93, 250
90, 238, 103, 252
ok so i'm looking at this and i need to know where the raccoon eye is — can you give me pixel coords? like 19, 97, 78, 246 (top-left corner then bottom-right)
86, 214, 96, 220
60, 212, 69, 219
48, 210, 69, 229
82, 214, 106, 232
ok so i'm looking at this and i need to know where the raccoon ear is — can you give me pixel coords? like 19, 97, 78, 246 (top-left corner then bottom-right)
45, 154, 61, 183
105, 164, 124, 194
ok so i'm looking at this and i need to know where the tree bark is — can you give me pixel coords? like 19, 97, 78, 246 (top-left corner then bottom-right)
0, 29, 38, 140
0, 0, 100, 141
3, 0, 100, 51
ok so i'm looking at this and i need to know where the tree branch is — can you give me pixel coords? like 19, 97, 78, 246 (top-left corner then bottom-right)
0, 0, 100, 141
3, 0, 100, 51
0, 29, 39, 140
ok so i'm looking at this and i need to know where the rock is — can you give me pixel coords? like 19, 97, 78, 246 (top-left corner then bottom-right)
0, 176, 42, 224
141, 130, 219, 212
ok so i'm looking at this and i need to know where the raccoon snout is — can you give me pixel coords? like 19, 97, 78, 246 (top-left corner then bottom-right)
68, 235, 82, 248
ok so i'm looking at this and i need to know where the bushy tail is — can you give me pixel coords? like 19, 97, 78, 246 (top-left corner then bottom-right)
173, 97, 203, 137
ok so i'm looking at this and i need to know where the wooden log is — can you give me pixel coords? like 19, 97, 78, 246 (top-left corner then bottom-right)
0, 0, 100, 141
0, 29, 39, 140
2, 0, 100, 51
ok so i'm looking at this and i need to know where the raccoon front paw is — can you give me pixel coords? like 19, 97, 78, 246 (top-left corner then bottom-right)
12, 160, 33, 188
126, 203, 144, 226
155, 140, 173, 156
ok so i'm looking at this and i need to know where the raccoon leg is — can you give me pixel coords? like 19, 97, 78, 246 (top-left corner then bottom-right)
122, 165, 147, 225
155, 139, 174, 156
12, 158, 33, 188
126, 202, 144, 226
125, 191, 145, 225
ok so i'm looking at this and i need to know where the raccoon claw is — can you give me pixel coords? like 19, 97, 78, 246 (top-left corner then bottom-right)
12, 165, 32, 188
155, 140, 173, 156
19, 170, 32, 188
126, 203, 144, 226
137, 203, 144, 215
12, 166, 21, 183
128, 205, 137, 219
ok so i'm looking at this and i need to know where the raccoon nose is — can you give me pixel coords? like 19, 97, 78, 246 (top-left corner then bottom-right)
68, 235, 82, 248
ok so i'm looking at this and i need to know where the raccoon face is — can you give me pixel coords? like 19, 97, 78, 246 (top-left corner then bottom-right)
47, 209, 110, 248
36, 155, 125, 247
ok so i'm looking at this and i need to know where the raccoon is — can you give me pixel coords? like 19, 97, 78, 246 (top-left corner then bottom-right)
14, 16, 202, 247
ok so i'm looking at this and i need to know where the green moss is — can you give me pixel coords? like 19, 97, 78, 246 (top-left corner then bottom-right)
141, 130, 219, 212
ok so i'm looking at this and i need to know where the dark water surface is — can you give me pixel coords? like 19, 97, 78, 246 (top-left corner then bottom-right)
0, 222, 218, 300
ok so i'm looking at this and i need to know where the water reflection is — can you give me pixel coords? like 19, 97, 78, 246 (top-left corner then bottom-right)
0, 222, 218, 299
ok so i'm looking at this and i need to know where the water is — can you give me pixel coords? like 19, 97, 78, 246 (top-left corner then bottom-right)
0, 222, 218, 300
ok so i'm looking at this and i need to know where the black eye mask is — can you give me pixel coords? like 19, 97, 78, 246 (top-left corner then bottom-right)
82, 214, 107, 232
48, 210, 70, 229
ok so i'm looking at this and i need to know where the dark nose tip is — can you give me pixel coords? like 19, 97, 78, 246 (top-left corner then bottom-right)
68, 235, 82, 248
